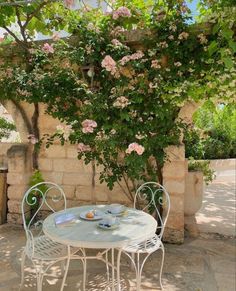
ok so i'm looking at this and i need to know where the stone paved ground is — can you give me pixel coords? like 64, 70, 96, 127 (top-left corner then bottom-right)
196, 169, 235, 236
1, 167, 235, 291
0, 224, 235, 291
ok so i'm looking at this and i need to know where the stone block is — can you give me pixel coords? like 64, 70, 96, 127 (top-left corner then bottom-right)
169, 194, 184, 212
163, 161, 185, 179
7, 144, 31, 172
38, 158, 53, 171
42, 171, 63, 184
53, 159, 84, 173
63, 173, 92, 186
163, 179, 185, 194
93, 186, 108, 202
8, 157, 27, 173
41, 199, 65, 212
67, 199, 81, 208
75, 185, 92, 201
38, 112, 60, 129
7, 173, 31, 185
166, 212, 184, 230
8, 200, 30, 214
7, 185, 27, 200
108, 185, 133, 205
163, 227, 184, 244
61, 185, 76, 199
43, 145, 66, 158
165, 145, 185, 162
66, 146, 78, 158
7, 213, 24, 224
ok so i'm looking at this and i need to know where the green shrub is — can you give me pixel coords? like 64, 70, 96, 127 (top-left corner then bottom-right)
0, 117, 16, 140
188, 158, 215, 185
185, 103, 236, 160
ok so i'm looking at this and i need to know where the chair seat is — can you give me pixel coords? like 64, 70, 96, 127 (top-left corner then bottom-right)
25, 235, 77, 261
123, 234, 162, 254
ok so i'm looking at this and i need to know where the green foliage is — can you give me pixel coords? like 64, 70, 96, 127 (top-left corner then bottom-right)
0, 117, 16, 140
185, 103, 236, 159
27, 170, 47, 208
0, 0, 235, 200
188, 157, 215, 185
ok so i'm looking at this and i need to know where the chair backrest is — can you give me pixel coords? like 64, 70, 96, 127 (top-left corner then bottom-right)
21, 182, 66, 256
134, 182, 170, 239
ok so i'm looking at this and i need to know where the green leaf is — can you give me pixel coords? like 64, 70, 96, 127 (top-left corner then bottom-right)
208, 41, 218, 56
229, 40, 236, 53
222, 27, 234, 40
223, 57, 233, 69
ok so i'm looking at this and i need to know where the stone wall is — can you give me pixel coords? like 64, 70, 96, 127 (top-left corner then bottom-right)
2, 101, 188, 243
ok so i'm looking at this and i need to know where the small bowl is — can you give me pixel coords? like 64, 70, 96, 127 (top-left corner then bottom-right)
109, 204, 124, 214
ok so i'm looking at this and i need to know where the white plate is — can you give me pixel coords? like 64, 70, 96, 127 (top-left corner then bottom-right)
97, 220, 120, 230
80, 210, 103, 221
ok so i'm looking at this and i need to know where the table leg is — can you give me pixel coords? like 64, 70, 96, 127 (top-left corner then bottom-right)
116, 248, 122, 291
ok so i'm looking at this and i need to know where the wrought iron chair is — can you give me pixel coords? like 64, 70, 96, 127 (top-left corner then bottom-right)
20, 181, 85, 291
117, 182, 170, 290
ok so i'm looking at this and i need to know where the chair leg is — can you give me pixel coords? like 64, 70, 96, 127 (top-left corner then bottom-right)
159, 246, 165, 290
105, 250, 110, 286
19, 249, 26, 289
116, 249, 122, 291
60, 257, 70, 291
136, 253, 141, 291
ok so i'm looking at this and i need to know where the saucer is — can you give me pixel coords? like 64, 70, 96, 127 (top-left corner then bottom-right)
80, 210, 103, 221
105, 208, 127, 217
97, 220, 120, 230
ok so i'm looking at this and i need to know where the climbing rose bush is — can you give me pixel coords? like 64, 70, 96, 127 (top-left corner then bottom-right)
0, 0, 235, 200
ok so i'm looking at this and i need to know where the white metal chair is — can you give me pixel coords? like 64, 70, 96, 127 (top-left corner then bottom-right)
117, 182, 170, 290
20, 181, 85, 291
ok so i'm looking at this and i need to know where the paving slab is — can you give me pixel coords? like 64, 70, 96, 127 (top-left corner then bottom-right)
0, 224, 235, 291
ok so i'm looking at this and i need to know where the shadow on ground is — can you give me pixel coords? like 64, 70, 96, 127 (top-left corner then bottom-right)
0, 224, 235, 291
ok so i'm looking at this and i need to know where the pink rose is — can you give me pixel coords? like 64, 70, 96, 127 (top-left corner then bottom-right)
64, 0, 75, 8
42, 43, 54, 54
126, 143, 145, 155
101, 55, 117, 75
113, 7, 131, 20
82, 119, 97, 134
77, 143, 91, 153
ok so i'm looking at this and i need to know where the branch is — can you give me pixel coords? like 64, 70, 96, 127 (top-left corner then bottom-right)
23, 0, 50, 29
2, 25, 27, 50
15, 6, 28, 44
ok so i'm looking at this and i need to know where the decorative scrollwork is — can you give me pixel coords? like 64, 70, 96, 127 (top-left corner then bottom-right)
134, 182, 170, 239
22, 182, 67, 257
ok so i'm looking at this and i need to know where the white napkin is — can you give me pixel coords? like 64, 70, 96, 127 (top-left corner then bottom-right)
54, 213, 78, 226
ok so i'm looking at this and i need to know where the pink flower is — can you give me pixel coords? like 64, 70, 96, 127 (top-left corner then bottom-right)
101, 55, 117, 75
42, 43, 54, 54
126, 143, 145, 155
111, 39, 123, 47
52, 32, 60, 41
113, 96, 130, 109
56, 124, 74, 140
82, 119, 97, 134
77, 143, 91, 153
178, 32, 189, 40
151, 60, 161, 69
119, 51, 144, 65
113, 7, 131, 20
64, 0, 75, 8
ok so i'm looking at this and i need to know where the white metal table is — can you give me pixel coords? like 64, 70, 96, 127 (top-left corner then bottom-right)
43, 205, 157, 290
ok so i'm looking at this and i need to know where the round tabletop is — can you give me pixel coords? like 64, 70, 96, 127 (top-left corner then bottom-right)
43, 205, 157, 249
